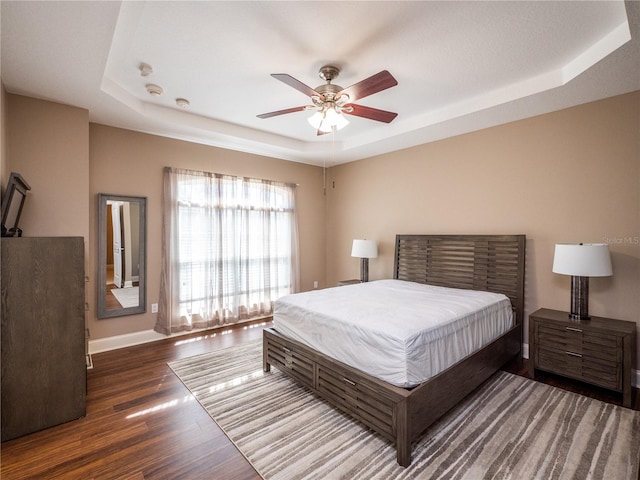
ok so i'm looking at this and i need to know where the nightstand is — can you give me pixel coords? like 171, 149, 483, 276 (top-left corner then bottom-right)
337, 279, 361, 286
529, 308, 637, 408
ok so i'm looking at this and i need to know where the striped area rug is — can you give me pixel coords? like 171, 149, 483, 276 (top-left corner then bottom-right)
168, 340, 640, 480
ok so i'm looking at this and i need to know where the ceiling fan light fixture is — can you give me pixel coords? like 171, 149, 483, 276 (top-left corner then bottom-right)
308, 106, 349, 132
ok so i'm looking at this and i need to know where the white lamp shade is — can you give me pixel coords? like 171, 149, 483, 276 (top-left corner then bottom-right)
351, 239, 378, 259
552, 243, 612, 277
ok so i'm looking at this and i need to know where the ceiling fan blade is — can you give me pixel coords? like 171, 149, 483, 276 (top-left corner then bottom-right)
257, 106, 307, 119
343, 104, 398, 123
272, 74, 321, 98
336, 70, 397, 102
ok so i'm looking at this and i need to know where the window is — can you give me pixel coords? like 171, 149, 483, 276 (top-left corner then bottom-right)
155, 167, 299, 334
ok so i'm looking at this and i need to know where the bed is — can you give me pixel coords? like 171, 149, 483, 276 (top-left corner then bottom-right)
263, 234, 526, 467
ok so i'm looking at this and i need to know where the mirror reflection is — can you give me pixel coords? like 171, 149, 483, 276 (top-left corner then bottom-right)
98, 194, 146, 319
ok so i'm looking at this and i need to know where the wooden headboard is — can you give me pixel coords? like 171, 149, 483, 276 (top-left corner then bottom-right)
393, 234, 526, 326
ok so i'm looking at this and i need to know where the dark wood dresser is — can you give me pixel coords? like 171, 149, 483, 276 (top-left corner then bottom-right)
529, 308, 636, 408
1, 237, 86, 441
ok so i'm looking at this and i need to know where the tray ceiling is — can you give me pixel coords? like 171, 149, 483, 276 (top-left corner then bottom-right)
2, 1, 639, 166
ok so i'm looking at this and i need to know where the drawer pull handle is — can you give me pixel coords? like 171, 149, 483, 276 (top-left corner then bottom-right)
283, 347, 292, 354
566, 351, 583, 358
565, 327, 583, 333
343, 378, 356, 387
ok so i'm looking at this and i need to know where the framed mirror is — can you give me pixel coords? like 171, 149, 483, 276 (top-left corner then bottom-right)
97, 194, 147, 319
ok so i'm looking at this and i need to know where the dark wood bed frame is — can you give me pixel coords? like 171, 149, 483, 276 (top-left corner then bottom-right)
263, 234, 526, 467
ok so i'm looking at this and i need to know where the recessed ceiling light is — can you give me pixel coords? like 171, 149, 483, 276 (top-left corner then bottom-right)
176, 98, 190, 109
146, 84, 163, 96
139, 63, 153, 77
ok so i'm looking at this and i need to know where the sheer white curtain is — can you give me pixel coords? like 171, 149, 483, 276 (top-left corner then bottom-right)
155, 167, 299, 334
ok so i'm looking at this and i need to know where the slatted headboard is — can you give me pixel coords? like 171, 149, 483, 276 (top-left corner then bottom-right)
393, 234, 526, 326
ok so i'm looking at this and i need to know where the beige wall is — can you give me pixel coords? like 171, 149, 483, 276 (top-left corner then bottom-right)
6, 95, 90, 242
327, 91, 640, 362
89, 124, 327, 339
4, 90, 639, 364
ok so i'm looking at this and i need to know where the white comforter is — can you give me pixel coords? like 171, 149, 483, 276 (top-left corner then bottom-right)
273, 279, 513, 387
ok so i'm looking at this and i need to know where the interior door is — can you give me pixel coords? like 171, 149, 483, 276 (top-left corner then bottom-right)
111, 202, 124, 288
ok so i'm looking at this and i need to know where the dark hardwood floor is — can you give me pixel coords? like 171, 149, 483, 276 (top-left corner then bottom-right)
1, 321, 637, 479
1, 320, 268, 480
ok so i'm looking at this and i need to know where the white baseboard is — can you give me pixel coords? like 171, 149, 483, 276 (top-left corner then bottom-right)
89, 329, 169, 354
523, 343, 639, 388
88, 328, 215, 354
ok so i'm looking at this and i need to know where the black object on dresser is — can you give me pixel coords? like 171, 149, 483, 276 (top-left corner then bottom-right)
1, 237, 87, 441
529, 308, 637, 408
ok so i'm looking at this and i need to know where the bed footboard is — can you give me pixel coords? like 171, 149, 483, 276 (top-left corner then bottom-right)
263, 328, 412, 464
263, 325, 520, 467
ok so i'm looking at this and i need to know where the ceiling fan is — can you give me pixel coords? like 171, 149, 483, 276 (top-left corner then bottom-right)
257, 65, 398, 135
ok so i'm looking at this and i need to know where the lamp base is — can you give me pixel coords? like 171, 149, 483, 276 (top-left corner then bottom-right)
569, 276, 590, 320
360, 258, 369, 283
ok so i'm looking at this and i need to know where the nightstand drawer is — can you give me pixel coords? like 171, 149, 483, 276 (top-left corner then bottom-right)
582, 332, 621, 362
537, 323, 582, 351
583, 358, 621, 391
536, 346, 621, 391
536, 347, 583, 378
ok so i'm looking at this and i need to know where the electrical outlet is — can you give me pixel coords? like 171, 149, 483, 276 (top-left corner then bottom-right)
313, 281, 318, 289
151, 303, 158, 313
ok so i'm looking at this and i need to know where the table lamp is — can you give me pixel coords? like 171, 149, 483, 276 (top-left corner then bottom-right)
351, 239, 378, 282
552, 243, 612, 320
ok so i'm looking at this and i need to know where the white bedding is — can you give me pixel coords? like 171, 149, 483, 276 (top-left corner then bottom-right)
273, 279, 513, 387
